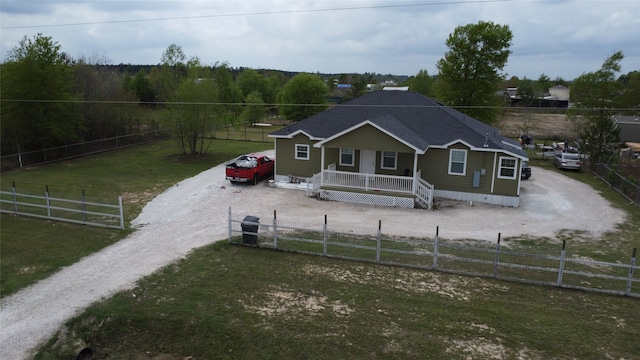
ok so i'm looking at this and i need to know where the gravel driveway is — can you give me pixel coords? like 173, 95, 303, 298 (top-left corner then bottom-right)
0, 151, 625, 359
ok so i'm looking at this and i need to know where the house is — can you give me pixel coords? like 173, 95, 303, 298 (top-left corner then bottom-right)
269, 90, 529, 208
548, 85, 570, 101
614, 115, 640, 142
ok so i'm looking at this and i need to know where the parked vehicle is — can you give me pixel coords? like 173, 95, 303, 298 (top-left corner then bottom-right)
521, 162, 532, 180
553, 152, 581, 170
225, 154, 275, 185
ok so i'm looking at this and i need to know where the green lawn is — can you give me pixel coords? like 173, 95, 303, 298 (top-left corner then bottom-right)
35, 243, 640, 360
0, 139, 273, 297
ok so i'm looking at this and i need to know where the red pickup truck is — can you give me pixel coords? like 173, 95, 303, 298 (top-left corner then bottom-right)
225, 154, 275, 185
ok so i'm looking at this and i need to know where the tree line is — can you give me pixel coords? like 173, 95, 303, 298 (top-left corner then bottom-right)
2, 21, 638, 161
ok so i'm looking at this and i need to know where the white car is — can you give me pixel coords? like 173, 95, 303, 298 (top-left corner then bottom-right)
553, 152, 581, 170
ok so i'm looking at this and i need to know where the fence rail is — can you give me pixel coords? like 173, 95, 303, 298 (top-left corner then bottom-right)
1, 130, 170, 172
0, 185, 124, 229
585, 160, 640, 207
228, 208, 639, 298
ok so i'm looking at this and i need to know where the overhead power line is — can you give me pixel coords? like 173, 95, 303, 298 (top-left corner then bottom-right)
1, 0, 512, 29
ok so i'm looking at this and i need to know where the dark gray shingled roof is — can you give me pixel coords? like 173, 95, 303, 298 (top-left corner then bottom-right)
270, 90, 527, 158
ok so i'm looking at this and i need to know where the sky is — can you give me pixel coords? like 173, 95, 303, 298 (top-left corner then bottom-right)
1, 0, 638, 80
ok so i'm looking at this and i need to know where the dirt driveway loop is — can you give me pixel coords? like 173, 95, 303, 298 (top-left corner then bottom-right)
0, 150, 625, 359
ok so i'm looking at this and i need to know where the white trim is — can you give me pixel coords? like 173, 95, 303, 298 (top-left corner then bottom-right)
380, 151, 397, 170
339, 148, 355, 166
313, 120, 425, 154
491, 152, 497, 193
295, 144, 310, 160
428, 139, 528, 160
497, 156, 517, 179
269, 129, 324, 141
448, 149, 467, 176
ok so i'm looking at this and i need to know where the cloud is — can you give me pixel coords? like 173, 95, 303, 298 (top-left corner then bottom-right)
1, 0, 638, 79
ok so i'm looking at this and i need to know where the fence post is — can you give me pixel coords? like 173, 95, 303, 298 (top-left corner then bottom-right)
493, 233, 501, 279
626, 248, 637, 296
45, 185, 51, 219
433, 226, 439, 270
323, 215, 328, 256
12, 181, 18, 213
376, 220, 382, 264
273, 210, 278, 249
118, 196, 124, 230
557, 240, 566, 287
82, 190, 87, 222
228, 206, 232, 242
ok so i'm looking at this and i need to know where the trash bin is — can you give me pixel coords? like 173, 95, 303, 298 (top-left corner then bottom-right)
241, 215, 260, 244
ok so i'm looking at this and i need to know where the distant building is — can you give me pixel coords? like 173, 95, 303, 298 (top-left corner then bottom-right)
549, 85, 570, 101
614, 115, 640, 142
504, 84, 569, 108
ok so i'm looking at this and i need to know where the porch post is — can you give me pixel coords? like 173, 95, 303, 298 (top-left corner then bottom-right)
412, 152, 418, 194
320, 145, 325, 187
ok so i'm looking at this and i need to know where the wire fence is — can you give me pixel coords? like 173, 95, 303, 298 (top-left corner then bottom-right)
584, 159, 640, 207
228, 208, 639, 298
212, 124, 278, 143
0, 184, 124, 229
0, 130, 170, 172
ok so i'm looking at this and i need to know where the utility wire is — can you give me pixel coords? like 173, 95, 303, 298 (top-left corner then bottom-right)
1, 98, 635, 112
1, 0, 513, 29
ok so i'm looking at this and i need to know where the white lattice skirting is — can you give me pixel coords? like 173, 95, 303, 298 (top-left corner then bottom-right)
319, 190, 415, 208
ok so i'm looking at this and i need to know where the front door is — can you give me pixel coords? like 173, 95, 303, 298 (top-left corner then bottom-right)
360, 150, 376, 174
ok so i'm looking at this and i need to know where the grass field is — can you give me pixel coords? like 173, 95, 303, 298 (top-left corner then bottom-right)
0, 139, 273, 297
36, 244, 640, 359
2, 138, 639, 359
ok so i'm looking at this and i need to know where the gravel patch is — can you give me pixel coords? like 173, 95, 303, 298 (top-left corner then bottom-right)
0, 151, 625, 359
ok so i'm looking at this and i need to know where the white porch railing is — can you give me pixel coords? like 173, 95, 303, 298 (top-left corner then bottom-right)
321, 170, 414, 194
415, 177, 434, 209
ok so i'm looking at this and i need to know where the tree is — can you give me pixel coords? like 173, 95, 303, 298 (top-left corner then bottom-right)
129, 69, 156, 103
404, 69, 434, 97
72, 55, 139, 140
435, 21, 513, 124
153, 44, 187, 103
1, 33, 81, 154
241, 91, 267, 125
347, 74, 368, 100
616, 71, 640, 114
236, 68, 266, 99
536, 74, 553, 93
167, 57, 217, 155
515, 77, 541, 107
212, 63, 244, 123
570, 51, 624, 163
277, 73, 328, 121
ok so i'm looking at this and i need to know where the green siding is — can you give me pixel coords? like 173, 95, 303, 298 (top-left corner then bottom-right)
418, 145, 519, 197
274, 134, 322, 178
323, 124, 414, 152
492, 154, 520, 195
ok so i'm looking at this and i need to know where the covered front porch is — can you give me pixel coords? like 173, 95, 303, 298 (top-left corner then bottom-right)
308, 164, 434, 209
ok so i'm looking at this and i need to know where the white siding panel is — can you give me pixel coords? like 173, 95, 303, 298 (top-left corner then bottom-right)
434, 190, 520, 207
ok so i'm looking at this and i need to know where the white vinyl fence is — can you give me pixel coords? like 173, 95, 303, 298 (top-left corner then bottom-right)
0, 184, 124, 229
228, 207, 639, 298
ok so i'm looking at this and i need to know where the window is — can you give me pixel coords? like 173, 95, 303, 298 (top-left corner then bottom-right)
381, 151, 397, 170
498, 157, 517, 179
448, 149, 467, 175
295, 144, 309, 160
340, 148, 354, 166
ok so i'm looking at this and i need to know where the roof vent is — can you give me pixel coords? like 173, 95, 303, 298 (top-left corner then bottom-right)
483, 133, 489, 148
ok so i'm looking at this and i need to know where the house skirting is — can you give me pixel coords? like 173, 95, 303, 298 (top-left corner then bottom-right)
433, 189, 520, 207
319, 190, 415, 208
